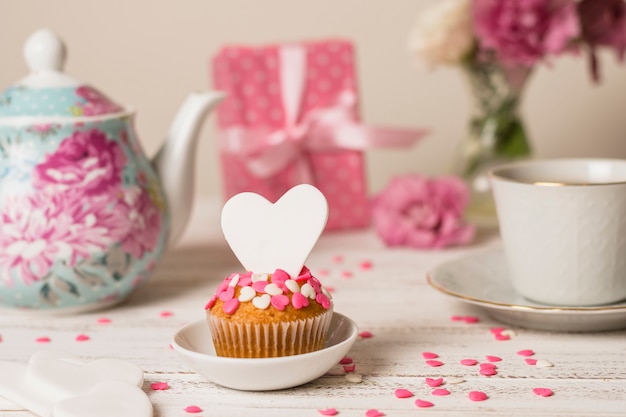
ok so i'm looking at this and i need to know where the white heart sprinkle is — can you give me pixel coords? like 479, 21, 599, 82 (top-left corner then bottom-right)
285, 279, 300, 293
446, 377, 465, 384
301, 283, 316, 299
238, 286, 256, 302
345, 373, 362, 383
500, 329, 517, 337
228, 274, 240, 287
264, 283, 282, 296
535, 359, 554, 368
251, 273, 269, 283
252, 294, 271, 309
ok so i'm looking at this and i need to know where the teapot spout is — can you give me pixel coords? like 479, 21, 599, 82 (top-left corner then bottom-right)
152, 91, 225, 248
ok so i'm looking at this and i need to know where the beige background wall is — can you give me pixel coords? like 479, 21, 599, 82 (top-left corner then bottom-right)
2, 0, 625, 200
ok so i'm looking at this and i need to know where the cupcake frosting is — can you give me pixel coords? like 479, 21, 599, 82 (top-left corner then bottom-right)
205, 266, 332, 315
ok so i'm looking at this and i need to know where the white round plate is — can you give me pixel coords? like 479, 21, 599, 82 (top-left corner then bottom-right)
171, 312, 358, 391
427, 249, 626, 332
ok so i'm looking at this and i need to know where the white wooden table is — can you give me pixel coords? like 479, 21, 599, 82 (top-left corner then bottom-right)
1, 200, 625, 417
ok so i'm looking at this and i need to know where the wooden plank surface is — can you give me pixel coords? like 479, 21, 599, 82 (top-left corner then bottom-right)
1, 201, 625, 416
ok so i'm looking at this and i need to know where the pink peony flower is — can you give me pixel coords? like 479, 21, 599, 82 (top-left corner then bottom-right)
578, 0, 626, 82
33, 128, 126, 196
0, 191, 129, 285
75, 86, 123, 116
473, 0, 580, 67
117, 186, 163, 259
371, 175, 475, 249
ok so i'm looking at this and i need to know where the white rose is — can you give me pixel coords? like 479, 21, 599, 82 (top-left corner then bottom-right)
408, 0, 475, 68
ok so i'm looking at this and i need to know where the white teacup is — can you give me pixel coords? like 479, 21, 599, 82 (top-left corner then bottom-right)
489, 158, 626, 306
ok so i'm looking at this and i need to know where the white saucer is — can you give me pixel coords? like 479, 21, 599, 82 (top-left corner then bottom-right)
427, 249, 626, 332
171, 312, 358, 391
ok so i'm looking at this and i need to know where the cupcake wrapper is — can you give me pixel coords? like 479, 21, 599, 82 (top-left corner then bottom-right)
208, 308, 333, 358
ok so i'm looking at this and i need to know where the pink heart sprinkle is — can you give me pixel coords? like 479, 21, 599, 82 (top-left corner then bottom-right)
460, 358, 478, 366
96, 317, 111, 324
291, 292, 309, 309
150, 382, 169, 390
160, 310, 174, 318
525, 358, 538, 365
463, 316, 480, 323
343, 364, 356, 373
341, 271, 353, 278
36, 337, 50, 343
533, 388, 554, 397
359, 260, 373, 270
479, 363, 497, 369
332, 255, 344, 264
270, 294, 290, 311
468, 391, 488, 401
365, 409, 383, 417
425, 377, 444, 387
359, 331, 373, 339
425, 360, 443, 367
184, 405, 203, 413
431, 388, 450, 396
486, 355, 502, 362
415, 399, 434, 408
394, 388, 414, 398
489, 327, 505, 334
495, 334, 510, 341
75, 334, 90, 342
421, 352, 439, 359
222, 298, 240, 314
252, 280, 267, 293
318, 408, 338, 416
451, 315, 464, 321
204, 295, 217, 310
339, 357, 353, 365
517, 349, 535, 357
479, 368, 497, 376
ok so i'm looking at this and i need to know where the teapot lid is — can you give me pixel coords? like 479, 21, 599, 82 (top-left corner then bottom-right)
0, 29, 123, 119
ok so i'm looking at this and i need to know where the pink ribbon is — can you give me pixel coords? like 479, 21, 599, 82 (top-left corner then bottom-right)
220, 45, 426, 181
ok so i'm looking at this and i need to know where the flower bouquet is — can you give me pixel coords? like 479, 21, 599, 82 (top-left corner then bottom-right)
409, 0, 626, 218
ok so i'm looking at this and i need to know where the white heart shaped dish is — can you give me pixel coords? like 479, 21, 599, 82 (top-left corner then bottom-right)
221, 184, 329, 278
171, 312, 358, 391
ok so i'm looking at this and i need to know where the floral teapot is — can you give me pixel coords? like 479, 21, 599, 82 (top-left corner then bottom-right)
0, 29, 224, 313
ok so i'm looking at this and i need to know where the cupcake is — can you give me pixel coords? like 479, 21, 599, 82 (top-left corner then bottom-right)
205, 266, 333, 358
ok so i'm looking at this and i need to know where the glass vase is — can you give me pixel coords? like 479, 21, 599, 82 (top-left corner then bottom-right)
452, 60, 532, 224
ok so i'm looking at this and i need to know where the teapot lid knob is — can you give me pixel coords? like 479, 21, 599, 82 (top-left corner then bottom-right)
24, 29, 66, 73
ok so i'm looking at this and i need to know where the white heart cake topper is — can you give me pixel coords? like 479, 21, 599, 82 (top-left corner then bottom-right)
221, 184, 329, 278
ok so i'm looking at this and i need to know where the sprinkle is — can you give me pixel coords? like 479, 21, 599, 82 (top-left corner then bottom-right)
517, 349, 535, 357
332, 255, 344, 263
150, 382, 169, 390
184, 405, 203, 413
36, 337, 51, 343
264, 283, 283, 296
345, 373, 363, 383
431, 388, 450, 396
222, 298, 240, 314
463, 316, 480, 323
495, 334, 511, 341
285, 279, 300, 293
536, 359, 554, 368
421, 352, 439, 359
533, 388, 554, 397
394, 388, 413, 398
446, 377, 465, 384
451, 315, 464, 321
238, 286, 256, 302
415, 399, 434, 408
358, 331, 373, 339
318, 408, 338, 416
365, 409, 383, 417
490, 327, 505, 334
468, 391, 488, 401
461, 359, 478, 366
251, 272, 269, 282
425, 360, 443, 367
317, 269, 330, 276
75, 334, 90, 342
479, 367, 497, 376
252, 294, 270, 310
425, 377, 444, 387
486, 355, 502, 362
204, 296, 217, 310
291, 292, 309, 309
96, 317, 111, 324
525, 358, 537, 365
339, 357, 353, 365
228, 274, 240, 287
252, 280, 267, 293
479, 363, 497, 369
270, 294, 290, 311
341, 271, 353, 278
359, 260, 373, 270
325, 286, 336, 293
343, 364, 356, 373
500, 329, 517, 337
159, 310, 173, 318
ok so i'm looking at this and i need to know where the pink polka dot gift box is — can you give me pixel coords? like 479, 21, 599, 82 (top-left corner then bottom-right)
212, 40, 427, 231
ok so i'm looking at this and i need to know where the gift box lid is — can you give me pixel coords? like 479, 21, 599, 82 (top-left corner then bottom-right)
0, 29, 123, 120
